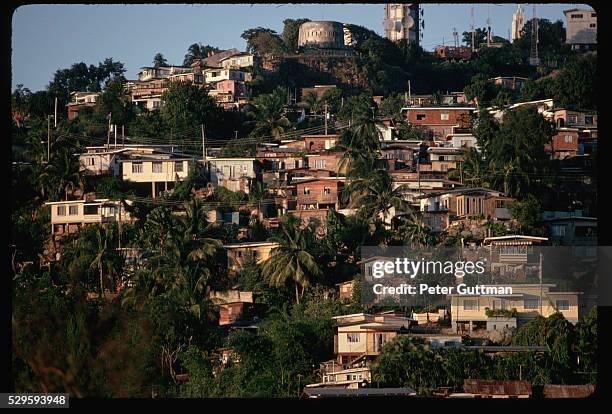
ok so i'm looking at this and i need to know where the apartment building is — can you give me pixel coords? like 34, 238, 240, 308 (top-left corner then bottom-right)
118, 154, 194, 197
564, 8, 597, 51
401, 106, 476, 139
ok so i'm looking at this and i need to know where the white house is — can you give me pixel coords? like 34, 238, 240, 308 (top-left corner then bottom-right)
208, 158, 261, 194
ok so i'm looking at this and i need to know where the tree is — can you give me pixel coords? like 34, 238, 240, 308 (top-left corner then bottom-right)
153, 53, 168, 67
246, 86, 292, 139
282, 18, 310, 52
262, 214, 321, 303
342, 164, 410, 227
377, 93, 405, 121
241, 27, 285, 55
38, 147, 83, 201
552, 54, 596, 110
509, 194, 545, 236
183, 43, 219, 67
462, 27, 488, 48
94, 76, 132, 127
487, 106, 553, 198
160, 81, 220, 135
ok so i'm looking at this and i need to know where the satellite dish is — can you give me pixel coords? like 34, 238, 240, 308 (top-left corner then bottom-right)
394, 20, 402, 32
383, 19, 394, 31
403, 15, 415, 29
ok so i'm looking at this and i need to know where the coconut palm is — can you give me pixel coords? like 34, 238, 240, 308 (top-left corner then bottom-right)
153, 53, 168, 68
337, 118, 382, 174
246, 87, 292, 139
342, 166, 410, 228
459, 147, 488, 188
300, 91, 323, 115
261, 214, 321, 303
183, 43, 218, 67
38, 147, 83, 201
396, 210, 437, 247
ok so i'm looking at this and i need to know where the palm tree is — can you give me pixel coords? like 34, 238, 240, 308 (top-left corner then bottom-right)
337, 118, 382, 174
261, 214, 321, 303
246, 87, 292, 139
153, 53, 168, 68
183, 43, 218, 67
300, 91, 323, 115
70, 224, 121, 297
342, 167, 410, 228
459, 147, 488, 188
396, 211, 437, 247
39, 147, 82, 200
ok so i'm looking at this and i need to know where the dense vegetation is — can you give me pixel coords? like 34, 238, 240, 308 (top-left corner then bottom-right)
11, 14, 597, 397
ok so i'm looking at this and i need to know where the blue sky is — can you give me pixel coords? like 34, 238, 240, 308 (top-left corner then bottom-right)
12, 3, 591, 91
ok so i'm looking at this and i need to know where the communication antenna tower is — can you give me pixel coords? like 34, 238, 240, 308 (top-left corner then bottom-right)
470, 6, 475, 52
453, 26, 459, 48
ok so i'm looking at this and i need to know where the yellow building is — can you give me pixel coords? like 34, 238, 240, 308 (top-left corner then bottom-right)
223, 241, 280, 273
450, 283, 582, 333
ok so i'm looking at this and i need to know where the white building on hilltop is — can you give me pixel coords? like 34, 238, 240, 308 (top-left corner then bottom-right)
511, 5, 526, 42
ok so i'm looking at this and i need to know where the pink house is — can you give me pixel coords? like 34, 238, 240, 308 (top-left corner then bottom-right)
211, 79, 250, 98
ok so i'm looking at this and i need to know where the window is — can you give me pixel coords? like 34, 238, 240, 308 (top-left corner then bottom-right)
591, 13, 596, 17
556, 299, 570, 310
565, 135, 574, 143
493, 299, 507, 310
315, 159, 327, 169
440, 113, 449, 121
416, 113, 426, 120
175, 161, 184, 172
567, 114, 578, 125
323, 187, 332, 195
463, 299, 478, 310
575, 226, 596, 237
589, 23, 596, 28
152, 101, 160, 108
571, 14, 583, 19
552, 224, 566, 237
84, 205, 98, 215
524, 298, 539, 310
303, 186, 311, 195
152, 162, 163, 173
86, 157, 95, 166
585, 116, 594, 125
57, 206, 66, 216
347, 333, 360, 343
68, 205, 79, 215
132, 163, 143, 173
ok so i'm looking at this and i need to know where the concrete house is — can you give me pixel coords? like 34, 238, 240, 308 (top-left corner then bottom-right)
118, 153, 194, 197
46, 198, 133, 239
208, 158, 262, 194
223, 241, 280, 273
66, 91, 100, 120
564, 8, 597, 51
401, 106, 476, 139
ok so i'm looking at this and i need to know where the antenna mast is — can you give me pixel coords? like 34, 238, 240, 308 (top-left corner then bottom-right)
453, 26, 459, 48
470, 6, 475, 52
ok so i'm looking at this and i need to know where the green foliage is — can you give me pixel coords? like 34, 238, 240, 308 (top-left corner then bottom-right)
246, 86, 292, 138
183, 43, 219, 67
509, 194, 545, 236
485, 307, 517, 318
161, 81, 221, 136
241, 27, 285, 55
152, 53, 168, 67
282, 19, 310, 53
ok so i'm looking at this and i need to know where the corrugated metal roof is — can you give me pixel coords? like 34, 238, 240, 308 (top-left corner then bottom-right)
463, 379, 532, 396
303, 387, 417, 398
543, 384, 595, 398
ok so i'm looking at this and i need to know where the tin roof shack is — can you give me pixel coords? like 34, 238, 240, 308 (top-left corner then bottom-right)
336, 280, 355, 301
543, 384, 595, 398
401, 106, 475, 139
209, 290, 254, 326
461, 379, 532, 398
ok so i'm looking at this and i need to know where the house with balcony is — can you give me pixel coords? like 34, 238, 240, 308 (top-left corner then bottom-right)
208, 79, 251, 110
419, 188, 514, 222
46, 198, 133, 239
544, 214, 597, 246
118, 153, 195, 197
305, 151, 344, 175
223, 241, 280, 274
204, 68, 251, 84
449, 283, 582, 333
66, 91, 100, 120
208, 158, 262, 194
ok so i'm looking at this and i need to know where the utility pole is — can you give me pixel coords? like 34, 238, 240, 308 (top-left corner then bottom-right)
54, 97, 57, 128
201, 124, 207, 162
234, 130, 238, 140
324, 103, 329, 135
114, 124, 118, 148
122, 125, 125, 148
539, 251, 543, 315
107, 113, 112, 148
408, 80, 411, 103
47, 115, 51, 163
